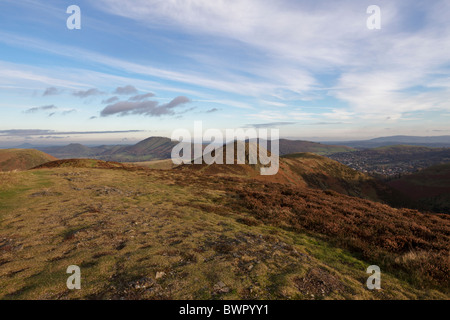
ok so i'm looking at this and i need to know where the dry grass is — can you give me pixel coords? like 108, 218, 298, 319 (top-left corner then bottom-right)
226, 181, 449, 291
0, 166, 448, 300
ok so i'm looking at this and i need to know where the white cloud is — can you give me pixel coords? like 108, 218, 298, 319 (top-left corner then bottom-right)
95, 0, 450, 118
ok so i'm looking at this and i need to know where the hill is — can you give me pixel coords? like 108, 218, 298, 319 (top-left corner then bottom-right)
39, 143, 118, 160
106, 136, 179, 161
329, 145, 450, 176
35, 137, 354, 162
32, 159, 139, 170
388, 163, 450, 214
37, 137, 180, 162
0, 160, 448, 299
178, 143, 409, 208
328, 135, 450, 148
272, 139, 354, 156
0, 149, 57, 171
280, 152, 409, 206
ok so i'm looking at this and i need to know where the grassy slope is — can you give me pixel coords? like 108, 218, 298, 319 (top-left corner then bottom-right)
0, 164, 448, 300
179, 151, 409, 207
388, 163, 450, 213
130, 159, 178, 170
0, 149, 57, 172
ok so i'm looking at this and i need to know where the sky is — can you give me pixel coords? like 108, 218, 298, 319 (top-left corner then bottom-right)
0, 0, 449, 146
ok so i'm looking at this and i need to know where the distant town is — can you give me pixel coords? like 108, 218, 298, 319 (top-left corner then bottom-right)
329, 146, 450, 177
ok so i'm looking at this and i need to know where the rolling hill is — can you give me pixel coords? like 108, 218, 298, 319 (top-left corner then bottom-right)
38, 137, 180, 162
176, 142, 409, 208
0, 157, 448, 299
275, 139, 354, 156
388, 163, 450, 214
0, 149, 57, 171
35, 137, 355, 162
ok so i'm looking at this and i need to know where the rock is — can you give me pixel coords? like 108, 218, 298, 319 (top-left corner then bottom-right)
213, 281, 230, 294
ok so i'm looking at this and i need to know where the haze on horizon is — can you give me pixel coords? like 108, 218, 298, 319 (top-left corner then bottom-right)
1, 0, 449, 147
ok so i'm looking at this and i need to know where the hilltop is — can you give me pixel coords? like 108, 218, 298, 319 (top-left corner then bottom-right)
0, 149, 57, 172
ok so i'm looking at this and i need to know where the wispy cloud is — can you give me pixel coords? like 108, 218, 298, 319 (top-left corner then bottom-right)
24, 105, 57, 113
128, 92, 155, 101
245, 122, 296, 128
61, 109, 76, 116
0, 129, 145, 136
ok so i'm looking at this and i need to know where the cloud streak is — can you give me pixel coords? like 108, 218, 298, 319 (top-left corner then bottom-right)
100, 96, 191, 117
129, 93, 155, 101
245, 122, 297, 128
25, 105, 57, 113
0, 129, 145, 136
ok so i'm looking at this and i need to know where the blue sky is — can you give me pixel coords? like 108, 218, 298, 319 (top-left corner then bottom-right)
0, 0, 449, 146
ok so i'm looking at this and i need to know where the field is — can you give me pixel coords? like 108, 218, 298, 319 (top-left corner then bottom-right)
0, 161, 448, 300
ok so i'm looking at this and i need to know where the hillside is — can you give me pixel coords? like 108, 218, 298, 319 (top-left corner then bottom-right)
106, 137, 179, 161
388, 163, 450, 214
273, 139, 354, 156
0, 149, 57, 172
0, 162, 448, 299
178, 143, 410, 208
32, 159, 138, 170
329, 145, 450, 176
37, 137, 180, 162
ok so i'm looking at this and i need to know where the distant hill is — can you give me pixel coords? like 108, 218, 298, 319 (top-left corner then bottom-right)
35, 137, 353, 162
37, 137, 177, 162
0, 149, 57, 171
388, 163, 450, 214
329, 145, 450, 176
328, 135, 450, 148
276, 139, 354, 155
39, 143, 115, 159
107, 136, 178, 161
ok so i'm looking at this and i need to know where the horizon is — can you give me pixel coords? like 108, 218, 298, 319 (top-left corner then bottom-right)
2, 133, 450, 149
1, 1, 450, 145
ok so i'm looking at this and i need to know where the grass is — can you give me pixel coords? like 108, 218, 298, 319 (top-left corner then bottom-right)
0, 166, 448, 300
